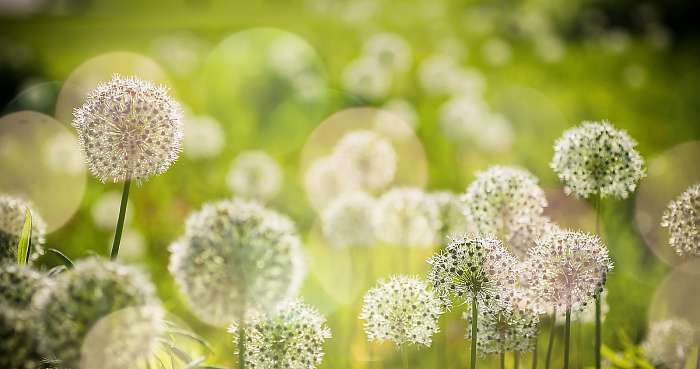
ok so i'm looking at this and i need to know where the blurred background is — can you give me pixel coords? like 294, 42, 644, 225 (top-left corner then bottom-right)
1, 0, 699, 368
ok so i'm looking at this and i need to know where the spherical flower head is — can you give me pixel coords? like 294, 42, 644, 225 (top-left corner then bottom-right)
230, 299, 331, 369
304, 156, 359, 211
226, 150, 282, 201
33, 258, 159, 368
372, 187, 440, 247
321, 192, 376, 248
0, 195, 46, 264
661, 183, 700, 257
360, 275, 442, 347
462, 166, 548, 258
463, 300, 539, 354
0, 307, 45, 369
333, 130, 397, 193
363, 33, 413, 73
169, 199, 306, 326
72, 74, 184, 183
550, 120, 645, 199
0, 263, 50, 309
527, 229, 613, 313
642, 319, 697, 369
430, 191, 476, 241
427, 235, 519, 308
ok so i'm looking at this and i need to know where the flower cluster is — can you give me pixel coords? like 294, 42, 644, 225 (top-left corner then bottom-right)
551, 121, 645, 199
527, 229, 613, 313
334, 130, 397, 193
226, 150, 282, 201
360, 275, 442, 347
463, 300, 539, 354
427, 235, 519, 308
321, 191, 376, 248
72, 75, 183, 183
0, 195, 46, 264
661, 183, 700, 257
33, 258, 160, 368
642, 319, 697, 369
372, 187, 440, 247
169, 199, 305, 326
0, 263, 50, 309
230, 299, 331, 369
462, 166, 548, 258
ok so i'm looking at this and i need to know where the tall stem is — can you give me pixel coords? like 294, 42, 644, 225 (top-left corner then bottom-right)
594, 195, 602, 369
471, 293, 478, 369
500, 353, 505, 369
695, 341, 699, 369
401, 345, 409, 369
514, 352, 520, 369
238, 321, 246, 369
564, 307, 571, 369
110, 179, 131, 260
531, 333, 538, 369
545, 309, 556, 369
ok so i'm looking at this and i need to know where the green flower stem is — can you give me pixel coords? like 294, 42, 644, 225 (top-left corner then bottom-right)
695, 342, 699, 369
471, 293, 478, 369
595, 294, 602, 369
500, 353, 505, 369
514, 352, 520, 369
564, 307, 571, 369
531, 333, 538, 369
545, 310, 557, 369
110, 179, 131, 260
401, 345, 409, 369
238, 321, 246, 369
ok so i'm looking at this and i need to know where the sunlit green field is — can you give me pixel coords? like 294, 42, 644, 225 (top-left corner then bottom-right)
1, 1, 700, 368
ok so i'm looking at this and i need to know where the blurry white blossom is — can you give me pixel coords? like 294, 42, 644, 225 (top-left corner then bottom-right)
418, 54, 485, 97
360, 275, 442, 347
372, 187, 440, 247
304, 156, 359, 211
91, 190, 133, 230
463, 299, 539, 354
226, 151, 282, 201
534, 35, 566, 63
321, 192, 376, 248
661, 183, 700, 257
382, 99, 418, 130
182, 114, 225, 159
333, 130, 397, 193
482, 37, 512, 67
430, 191, 475, 241
0, 263, 50, 309
342, 56, 391, 101
439, 96, 513, 152
43, 131, 86, 175
0, 307, 44, 369
551, 120, 645, 199
0, 195, 46, 263
642, 319, 696, 369
363, 33, 413, 73
151, 33, 209, 77
72, 75, 184, 183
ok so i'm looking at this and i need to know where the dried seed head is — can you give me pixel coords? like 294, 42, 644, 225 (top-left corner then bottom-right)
551, 121, 645, 199
72, 75, 183, 183
661, 183, 700, 257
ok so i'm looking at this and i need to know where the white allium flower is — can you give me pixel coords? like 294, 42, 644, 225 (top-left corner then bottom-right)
321, 192, 376, 248
642, 319, 697, 369
72, 75, 184, 183
0, 263, 50, 309
230, 299, 331, 369
430, 191, 476, 241
169, 199, 305, 326
342, 56, 392, 101
661, 183, 700, 257
226, 151, 282, 201
556, 289, 609, 325
463, 299, 539, 354
333, 130, 397, 193
80, 305, 165, 369
0, 307, 44, 369
0, 195, 46, 264
418, 54, 486, 97
33, 258, 159, 368
372, 187, 440, 247
360, 275, 442, 347
427, 235, 519, 308
482, 37, 512, 66
551, 121, 646, 199
182, 114, 225, 159
91, 190, 133, 230
527, 229, 613, 314
363, 33, 413, 73
462, 166, 549, 258
304, 156, 359, 211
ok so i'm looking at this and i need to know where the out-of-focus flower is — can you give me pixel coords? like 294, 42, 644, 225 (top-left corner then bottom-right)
321, 192, 376, 248
304, 156, 359, 211
169, 200, 305, 326
363, 33, 413, 73
0, 307, 44, 369
482, 37, 512, 67
556, 289, 609, 325
91, 190, 133, 230
622, 64, 647, 89
429, 191, 476, 241
43, 131, 86, 175
418, 54, 486, 97
372, 187, 440, 247
360, 275, 442, 347
226, 151, 282, 201
427, 235, 519, 308
642, 319, 696, 369
551, 121, 645, 199
268, 35, 315, 78
439, 96, 513, 152
661, 183, 700, 257
182, 114, 225, 159
333, 130, 397, 193
382, 99, 418, 130
534, 35, 566, 63
0, 263, 50, 309
33, 258, 159, 368
230, 299, 331, 369
462, 166, 549, 258
0, 195, 46, 264
342, 57, 392, 101
72, 75, 183, 183
527, 229, 612, 314
151, 33, 209, 77
463, 298, 539, 354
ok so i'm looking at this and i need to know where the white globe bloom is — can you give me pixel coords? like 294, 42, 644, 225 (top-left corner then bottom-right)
226, 151, 283, 201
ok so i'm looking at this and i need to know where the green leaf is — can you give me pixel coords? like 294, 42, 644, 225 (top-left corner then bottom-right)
16, 208, 32, 265
165, 329, 214, 353
180, 357, 205, 369
47, 248, 74, 268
